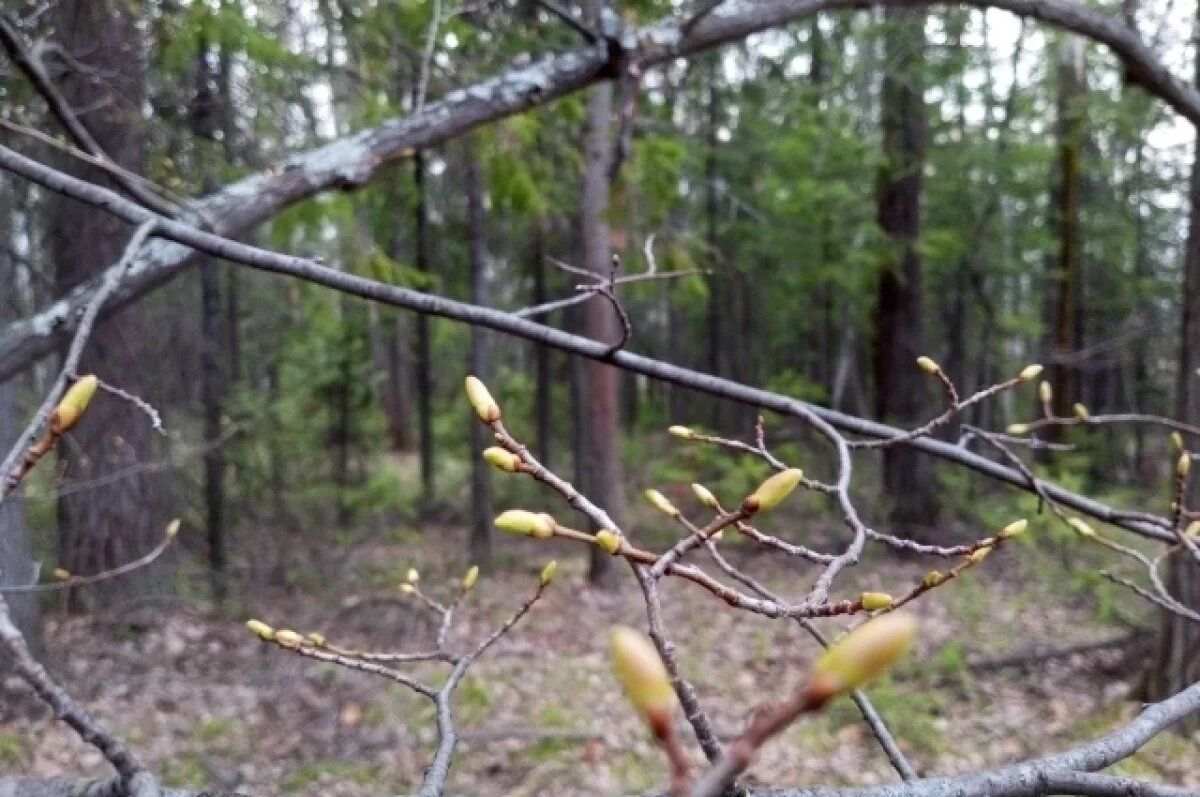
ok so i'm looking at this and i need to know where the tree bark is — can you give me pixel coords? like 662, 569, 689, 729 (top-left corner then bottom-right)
413, 151, 437, 507
49, 0, 164, 609
871, 8, 940, 536
531, 219, 553, 468
466, 141, 493, 566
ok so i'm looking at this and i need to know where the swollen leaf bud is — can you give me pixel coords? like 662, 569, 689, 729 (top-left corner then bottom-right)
691, 483, 719, 510
52, 568, 70, 581
246, 619, 274, 640
968, 547, 991, 564
274, 629, 304, 647
483, 447, 522, 473
50, 375, 99, 435
668, 425, 696, 440
307, 633, 327, 647
644, 489, 680, 518
1178, 453, 1192, 479
464, 375, 501, 423
1006, 423, 1029, 435
540, 560, 558, 586
1073, 403, 1090, 421
923, 570, 944, 588
610, 626, 678, 734
1068, 518, 1095, 538
463, 565, 480, 591
860, 592, 894, 611
810, 614, 917, 699
916, 356, 940, 375
1170, 432, 1184, 454
406, 568, 419, 584
1038, 381, 1053, 405
594, 530, 622, 555
495, 510, 556, 539
165, 518, 181, 539
744, 468, 804, 513
1186, 520, 1200, 539
1018, 364, 1044, 382
400, 583, 417, 595
999, 519, 1028, 540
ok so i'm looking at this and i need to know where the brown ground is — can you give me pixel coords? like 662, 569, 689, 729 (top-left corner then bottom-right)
3, 523, 1198, 795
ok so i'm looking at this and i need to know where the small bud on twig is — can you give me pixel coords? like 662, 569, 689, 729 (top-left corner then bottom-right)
165, 518, 181, 539
1170, 432, 1184, 454
1178, 453, 1191, 479
52, 568, 70, 581
246, 619, 274, 640
860, 592, 894, 611
645, 489, 681, 518
668, 425, 696, 440
809, 614, 916, 700
923, 570, 944, 588
540, 561, 558, 586
916, 356, 940, 375
1018, 364, 1043, 382
691, 483, 719, 510
1068, 517, 1095, 537
463, 565, 480, 590
743, 468, 804, 513
483, 447, 522, 473
1073, 403, 1090, 421
307, 633, 327, 647
1038, 381, 1053, 405
1006, 423, 1029, 435
968, 547, 991, 564
50, 375, 99, 435
999, 519, 1028, 540
274, 629, 304, 647
494, 510, 556, 539
1186, 520, 1200, 539
406, 568, 420, 584
610, 626, 678, 735
400, 583, 417, 595
464, 375, 501, 423
594, 530, 622, 554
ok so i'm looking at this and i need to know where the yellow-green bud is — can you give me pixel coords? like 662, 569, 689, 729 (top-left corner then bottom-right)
610, 626, 678, 734
274, 629, 304, 647
1186, 520, 1200, 539
1006, 423, 1029, 435
1073, 403, 1090, 421
463, 565, 480, 590
744, 468, 804, 513
406, 568, 419, 584
1018, 364, 1044, 382
246, 619, 274, 639
923, 570, 944, 588
165, 519, 181, 539
1178, 453, 1192, 479
691, 483, 719, 510
540, 560, 558, 586
1170, 432, 1185, 453
860, 592, 894, 611
400, 583, 417, 595
594, 530, 622, 554
483, 447, 522, 473
999, 519, 1028, 540
644, 489, 680, 518
50, 375, 99, 434
668, 425, 696, 440
810, 614, 916, 699
494, 510, 556, 539
1038, 381, 1053, 405
52, 568, 71, 581
968, 547, 991, 564
307, 633, 327, 647
916, 356, 940, 375
1068, 518, 1095, 537
464, 375, 501, 423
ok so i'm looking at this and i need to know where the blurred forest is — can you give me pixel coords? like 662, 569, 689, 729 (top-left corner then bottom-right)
1, 0, 1200, 795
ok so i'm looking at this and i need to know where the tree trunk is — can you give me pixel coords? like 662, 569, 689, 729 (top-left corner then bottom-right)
49, 0, 164, 610
530, 219, 553, 468
466, 141, 493, 566
1145, 11, 1200, 726
871, 8, 940, 536
581, 0, 620, 587
413, 151, 436, 507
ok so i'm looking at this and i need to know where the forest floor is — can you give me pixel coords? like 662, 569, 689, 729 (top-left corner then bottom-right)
4, 512, 1200, 795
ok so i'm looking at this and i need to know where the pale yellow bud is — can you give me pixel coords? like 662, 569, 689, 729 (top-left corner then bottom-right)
406, 568, 419, 584
464, 375, 501, 423
810, 614, 916, 699
274, 629, 304, 647
644, 489, 680, 518
594, 530, 622, 555
52, 568, 71, 581
307, 633, 327, 647
1178, 453, 1192, 479
540, 560, 558, 586
400, 583, 417, 595
50, 375, 99, 434
923, 570, 944, 588
916, 356, 940, 375
691, 483, 719, 510
1068, 518, 1095, 537
1018, 364, 1044, 382
483, 447, 522, 473
1038, 381, 1053, 405
860, 592, 894, 611
610, 626, 678, 733
462, 565, 480, 590
968, 547, 991, 564
165, 519, 181, 539
1186, 520, 1200, 539
1073, 403, 1090, 421
1006, 423, 1029, 435
744, 468, 804, 513
999, 519, 1028, 540
494, 510, 556, 539
246, 619, 274, 640
668, 425, 696, 440
1170, 432, 1184, 454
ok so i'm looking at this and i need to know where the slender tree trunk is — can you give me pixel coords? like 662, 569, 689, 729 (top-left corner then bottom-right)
50, 0, 164, 609
413, 151, 436, 507
872, 8, 940, 536
1145, 9, 1200, 726
530, 219, 553, 467
581, 0, 619, 587
466, 141, 493, 566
